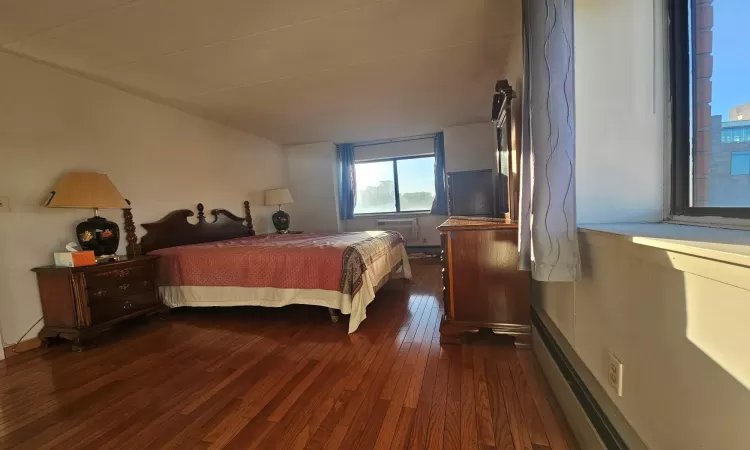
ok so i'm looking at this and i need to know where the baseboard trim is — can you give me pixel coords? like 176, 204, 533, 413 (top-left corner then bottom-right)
532, 309, 628, 450
3, 337, 42, 358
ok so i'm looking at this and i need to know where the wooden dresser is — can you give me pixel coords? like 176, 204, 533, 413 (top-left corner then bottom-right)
438, 217, 531, 347
33, 256, 164, 351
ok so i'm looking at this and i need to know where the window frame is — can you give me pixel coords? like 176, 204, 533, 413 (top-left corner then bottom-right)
670, 0, 750, 218
353, 154, 435, 216
730, 151, 750, 176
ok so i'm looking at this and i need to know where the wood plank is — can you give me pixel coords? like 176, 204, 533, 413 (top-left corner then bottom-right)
249, 357, 347, 448
351, 271, 440, 449
508, 349, 551, 448
390, 407, 416, 450
336, 298, 439, 449
460, 344, 479, 449
497, 358, 534, 450
108, 322, 298, 449
254, 325, 382, 449
517, 351, 578, 450
0, 261, 575, 450
473, 345, 497, 448
372, 303, 440, 450
0, 325, 205, 439
483, 353, 515, 450
162, 323, 326, 449
295, 297, 412, 449
2, 327, 232, 448
423, 346, 449, 450
404, 309, 443, 449
443, 345, 462, 450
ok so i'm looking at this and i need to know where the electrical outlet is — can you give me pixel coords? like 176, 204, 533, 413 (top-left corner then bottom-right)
0, 196, 9, 213
608, 352, 624, 397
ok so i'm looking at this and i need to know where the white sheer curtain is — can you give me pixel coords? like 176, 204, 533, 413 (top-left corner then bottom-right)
518, 0, 581, 282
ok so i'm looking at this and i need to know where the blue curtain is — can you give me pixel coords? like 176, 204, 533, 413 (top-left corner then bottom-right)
337, 143, 356, 220
431, 132, 448, 215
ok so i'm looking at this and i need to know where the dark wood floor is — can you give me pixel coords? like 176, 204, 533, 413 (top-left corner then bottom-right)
0, 260, 577, 450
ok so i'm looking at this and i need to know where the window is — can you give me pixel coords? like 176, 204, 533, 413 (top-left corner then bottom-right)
671, 0, 750, 215
353, 156, 435, 215
354, 160, 396, 214
731, 151, 750, 175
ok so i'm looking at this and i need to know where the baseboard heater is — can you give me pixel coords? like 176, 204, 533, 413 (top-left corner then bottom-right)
532, 310, 628, 450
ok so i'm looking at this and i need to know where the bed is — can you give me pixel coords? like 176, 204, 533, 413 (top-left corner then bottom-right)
125, 202, 411, 333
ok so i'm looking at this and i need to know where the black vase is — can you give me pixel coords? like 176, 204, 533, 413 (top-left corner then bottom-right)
272, 209, 290, 233
76, 215, 120, 256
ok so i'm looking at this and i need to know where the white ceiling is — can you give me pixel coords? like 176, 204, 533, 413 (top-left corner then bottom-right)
0, 0, 520, 145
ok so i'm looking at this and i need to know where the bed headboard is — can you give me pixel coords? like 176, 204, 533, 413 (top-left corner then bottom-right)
125, 201, 255, 255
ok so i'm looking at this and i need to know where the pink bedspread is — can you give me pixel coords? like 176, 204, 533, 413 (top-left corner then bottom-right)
149, 232, 405, 296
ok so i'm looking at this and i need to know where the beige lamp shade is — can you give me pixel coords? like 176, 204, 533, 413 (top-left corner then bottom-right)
46, 172, 128, 209
264, 188, 294, 206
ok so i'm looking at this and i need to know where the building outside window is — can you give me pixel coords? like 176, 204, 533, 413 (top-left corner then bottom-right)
673, 0, 750, 212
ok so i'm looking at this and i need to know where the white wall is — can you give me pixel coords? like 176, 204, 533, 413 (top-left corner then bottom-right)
0, 52, 286, 346
574, 0, 667, 224
344, 214, 445, 246
354, 138, 434, 161
443, 122, 497, 173
535, 229, 750, 450
284, 142, 341, 233
534, 0, 750, 448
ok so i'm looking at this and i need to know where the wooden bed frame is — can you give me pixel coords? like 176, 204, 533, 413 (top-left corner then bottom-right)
122, 200, 341, 322
123, 201, 255, 256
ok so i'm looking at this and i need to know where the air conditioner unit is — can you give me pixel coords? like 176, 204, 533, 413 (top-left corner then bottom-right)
375, 218, 420, 243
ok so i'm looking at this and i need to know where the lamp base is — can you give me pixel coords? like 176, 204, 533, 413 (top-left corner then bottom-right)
272, 209, 290, 233
76, 216, 120, 256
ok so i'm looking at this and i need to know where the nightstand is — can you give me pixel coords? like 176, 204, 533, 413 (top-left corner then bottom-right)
33, 255, 165, 351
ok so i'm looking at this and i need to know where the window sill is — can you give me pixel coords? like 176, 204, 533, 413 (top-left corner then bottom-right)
350, 211, 436, 219
668, 214, 750, 230
578, 222, 750, 269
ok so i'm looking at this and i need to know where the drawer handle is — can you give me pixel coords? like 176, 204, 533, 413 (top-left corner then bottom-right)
119, 283, 130, 291
93, 289, 108, 297
99, 269, 131, 278
123, 300, 133, 310
143, 280, 150, 287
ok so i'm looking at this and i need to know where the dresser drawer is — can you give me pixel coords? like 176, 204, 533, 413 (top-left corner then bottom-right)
89, 291, 160, 324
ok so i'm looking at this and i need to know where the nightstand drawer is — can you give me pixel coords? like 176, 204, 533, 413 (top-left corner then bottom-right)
89, 291, 160, 324
87, 277, 154, 300
85, 263, 155, 299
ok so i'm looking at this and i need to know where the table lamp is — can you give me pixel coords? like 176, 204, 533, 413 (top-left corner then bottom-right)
264, 188, 294, 233
45, 172, 129, 257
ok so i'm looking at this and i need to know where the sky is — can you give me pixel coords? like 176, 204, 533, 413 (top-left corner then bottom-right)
710, 0, 750, 120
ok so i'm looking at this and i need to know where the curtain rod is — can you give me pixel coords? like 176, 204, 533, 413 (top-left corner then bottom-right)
348, 133, 437, 148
